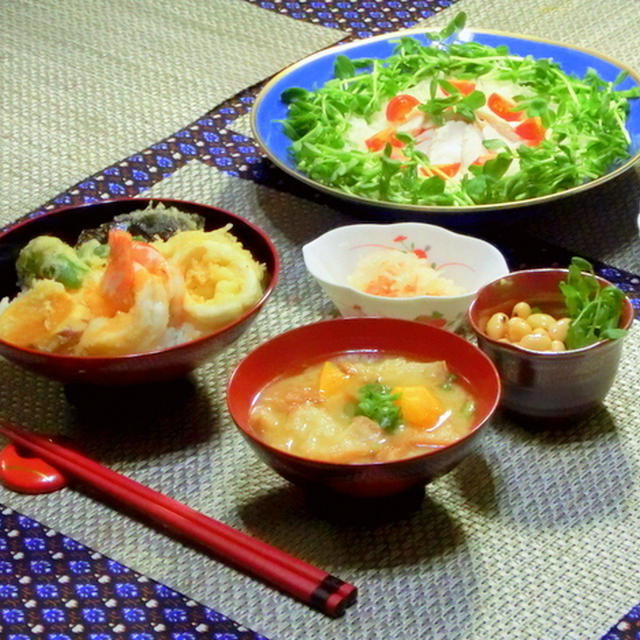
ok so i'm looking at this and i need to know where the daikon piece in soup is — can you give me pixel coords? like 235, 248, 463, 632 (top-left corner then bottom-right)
248, 354, 476, 464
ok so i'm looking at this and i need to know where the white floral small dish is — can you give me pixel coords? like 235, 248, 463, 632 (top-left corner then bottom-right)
303, 222, 509, 331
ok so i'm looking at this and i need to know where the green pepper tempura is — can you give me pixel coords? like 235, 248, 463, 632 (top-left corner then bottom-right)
16, 236, 90, 290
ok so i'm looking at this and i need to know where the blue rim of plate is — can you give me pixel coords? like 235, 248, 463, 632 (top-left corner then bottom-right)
251, 27, 640, 217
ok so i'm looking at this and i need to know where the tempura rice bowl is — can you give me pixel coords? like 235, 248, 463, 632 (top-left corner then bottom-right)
0, 198, 278, 385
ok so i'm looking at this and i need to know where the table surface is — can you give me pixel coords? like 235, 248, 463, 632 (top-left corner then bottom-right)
1, 1, 640, 639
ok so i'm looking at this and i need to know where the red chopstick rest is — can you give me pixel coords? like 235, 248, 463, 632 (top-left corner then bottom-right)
0, 422, 357, 617
0, 443, 67, 493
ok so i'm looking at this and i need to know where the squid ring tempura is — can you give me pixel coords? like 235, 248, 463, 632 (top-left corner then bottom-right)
0, 208, 267, 356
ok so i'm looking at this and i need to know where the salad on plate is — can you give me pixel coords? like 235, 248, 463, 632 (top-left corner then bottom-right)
280, 13, 639, 207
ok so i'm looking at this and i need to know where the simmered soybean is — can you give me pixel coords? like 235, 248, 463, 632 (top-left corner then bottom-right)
485, 302, 570, 352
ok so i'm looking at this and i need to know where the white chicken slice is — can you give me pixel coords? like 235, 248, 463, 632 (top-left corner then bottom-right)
424, 120, 468, 166
475, 107, 522, 143
460, 124, 485, 171
414, 127, 436, 149
478, 123, 522, 175
395, 113, 425, 134
479, 121, 521, 151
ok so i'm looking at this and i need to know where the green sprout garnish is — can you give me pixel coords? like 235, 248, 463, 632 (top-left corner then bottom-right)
354, 383, 401, 432
440, 373, 458, 391
559, 257, 628, 349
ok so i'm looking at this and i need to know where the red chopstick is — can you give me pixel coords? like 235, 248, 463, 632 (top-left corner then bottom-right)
0, 421, 357, 617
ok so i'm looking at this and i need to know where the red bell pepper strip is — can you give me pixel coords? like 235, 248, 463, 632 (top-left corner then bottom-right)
487, 92, 524, 122
514, 117, 546, 145
419, 163, 461, 179
365, 127, 405, 152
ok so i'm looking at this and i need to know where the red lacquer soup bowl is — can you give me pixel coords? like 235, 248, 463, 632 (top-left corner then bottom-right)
0, 198, 279, 385
227, 317, 501, 498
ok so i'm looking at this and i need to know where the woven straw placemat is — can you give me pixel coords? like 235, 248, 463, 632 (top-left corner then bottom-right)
1, 0, 640, 638
0, 162, 638, 640
0, 0, 344, 218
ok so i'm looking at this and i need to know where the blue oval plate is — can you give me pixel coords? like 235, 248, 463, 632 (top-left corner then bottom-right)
252, 28, 640, 222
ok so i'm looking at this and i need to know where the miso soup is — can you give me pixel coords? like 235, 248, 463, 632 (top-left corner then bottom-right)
248, 354, 476, 464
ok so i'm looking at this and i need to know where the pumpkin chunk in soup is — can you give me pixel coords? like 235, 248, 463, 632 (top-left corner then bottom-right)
248, 354, 476, 463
